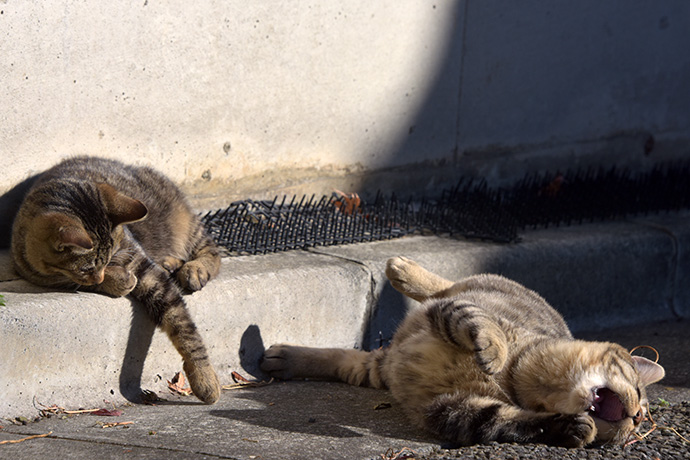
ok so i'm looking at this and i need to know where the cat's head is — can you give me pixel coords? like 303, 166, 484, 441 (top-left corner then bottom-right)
582, 350, 665, 445
514, 340, 665, 445
18, 181, 147, 286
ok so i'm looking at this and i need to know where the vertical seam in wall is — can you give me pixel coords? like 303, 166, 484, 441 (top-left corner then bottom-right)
307, 248, 378, 349
454, 0, 470, 158
635, 220, 681, 319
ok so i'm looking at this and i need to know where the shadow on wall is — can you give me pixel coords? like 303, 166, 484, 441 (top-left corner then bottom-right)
0, 174, 39, 249
355, 1, 690, 344
358, 2, 690, 201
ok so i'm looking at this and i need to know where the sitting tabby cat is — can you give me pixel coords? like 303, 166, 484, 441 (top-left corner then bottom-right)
11, 156, 221, 404
262, 257, 665, 447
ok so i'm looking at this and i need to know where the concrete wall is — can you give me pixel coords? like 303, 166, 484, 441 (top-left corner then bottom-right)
2, 1, 689, 210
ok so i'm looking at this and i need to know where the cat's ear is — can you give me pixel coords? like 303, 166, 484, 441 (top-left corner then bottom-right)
632, 355, 665, 386
96, 183, 148, 227
57, 225, 94, 252
35, 213, 94, 253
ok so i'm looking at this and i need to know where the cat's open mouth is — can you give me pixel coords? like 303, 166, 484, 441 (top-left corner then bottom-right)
587, 387, 626, 422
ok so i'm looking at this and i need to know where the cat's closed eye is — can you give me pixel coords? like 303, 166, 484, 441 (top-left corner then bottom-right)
78, 264, 96, 274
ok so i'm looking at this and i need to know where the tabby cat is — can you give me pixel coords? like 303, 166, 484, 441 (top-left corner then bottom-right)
262, 256, 665, 447
11, 156, 221, 404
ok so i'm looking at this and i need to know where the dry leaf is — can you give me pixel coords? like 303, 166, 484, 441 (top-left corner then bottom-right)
232, 371, 251, 383
222, 371, 274, 390
539, 173, 565, 198
333, 189, 361, 215
167, 371, 193, 396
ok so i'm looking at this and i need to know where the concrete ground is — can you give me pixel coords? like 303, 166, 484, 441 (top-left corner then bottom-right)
1, 211, 690, 459
0, 321, 688, 460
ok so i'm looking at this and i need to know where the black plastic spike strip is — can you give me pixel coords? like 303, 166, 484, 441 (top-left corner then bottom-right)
201, 161, 690, 256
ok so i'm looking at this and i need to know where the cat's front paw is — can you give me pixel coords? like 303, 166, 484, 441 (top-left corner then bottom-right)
183, 360, 221, 405
177, 260, 213, 291
542, 413, 597, 447
472, 329, 508, 375
160, 256, 185, 273
99, 266, 137, 297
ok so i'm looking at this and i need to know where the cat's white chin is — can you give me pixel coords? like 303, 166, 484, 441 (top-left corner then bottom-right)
590, 414, 634, 444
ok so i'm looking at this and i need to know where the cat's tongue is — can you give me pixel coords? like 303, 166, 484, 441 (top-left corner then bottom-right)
592, 387, 626, 422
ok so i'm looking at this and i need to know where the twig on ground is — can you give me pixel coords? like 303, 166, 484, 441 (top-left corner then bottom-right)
0, 432, 52, 445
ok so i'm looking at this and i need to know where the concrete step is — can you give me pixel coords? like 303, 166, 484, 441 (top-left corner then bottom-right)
2, 212, 689, 419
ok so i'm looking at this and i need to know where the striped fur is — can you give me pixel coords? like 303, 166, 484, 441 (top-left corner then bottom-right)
11, 157, 221, 404
262, 257, 665, 447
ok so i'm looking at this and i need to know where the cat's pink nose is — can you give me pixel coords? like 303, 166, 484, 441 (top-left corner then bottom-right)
92, 269, 105, 284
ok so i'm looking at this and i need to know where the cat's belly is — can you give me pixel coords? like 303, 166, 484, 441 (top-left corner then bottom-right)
384, 334, 502, 417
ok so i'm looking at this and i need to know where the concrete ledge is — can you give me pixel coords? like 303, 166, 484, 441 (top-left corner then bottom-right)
2, 212, 689, 419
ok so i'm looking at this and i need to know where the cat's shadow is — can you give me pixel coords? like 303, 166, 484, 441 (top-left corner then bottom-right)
0, 174, 39, 249
119, 317, 272, 404
225, 325, 431, 443
117, 301, 207, 406
118, 302, 158, 403
238, 324, 269, 380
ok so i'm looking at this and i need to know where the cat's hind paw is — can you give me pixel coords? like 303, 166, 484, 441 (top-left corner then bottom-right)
183, 361, 221, 404
261, 344, 300, 380
386, 256, 454, 302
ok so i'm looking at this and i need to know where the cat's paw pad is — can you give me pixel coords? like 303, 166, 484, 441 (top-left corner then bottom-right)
161, 257, 185, 273
183, 361, 221, 405
545, 413, 597, 447
177, 260, 212, 291
261, 345, 299, 380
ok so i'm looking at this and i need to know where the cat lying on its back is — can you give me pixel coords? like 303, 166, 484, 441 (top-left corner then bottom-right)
262, 257, 665, 447
11, 156, 221, 404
